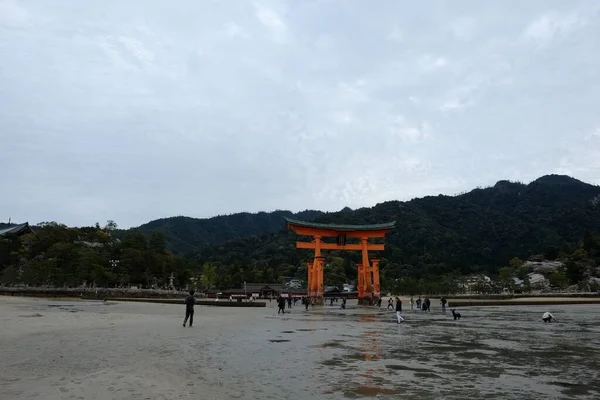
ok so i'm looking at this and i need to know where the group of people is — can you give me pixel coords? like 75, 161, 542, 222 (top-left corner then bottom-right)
277, 295, 332, 313
180, 290, 559, 327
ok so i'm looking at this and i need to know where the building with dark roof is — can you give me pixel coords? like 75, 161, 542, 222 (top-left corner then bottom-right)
0, 222, 34, 236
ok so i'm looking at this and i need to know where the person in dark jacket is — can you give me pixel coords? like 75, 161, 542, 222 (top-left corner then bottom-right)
395, 297, 405, 323
183, 290, 196, 327
440, 296, 447, 313
277, 295, 286, 314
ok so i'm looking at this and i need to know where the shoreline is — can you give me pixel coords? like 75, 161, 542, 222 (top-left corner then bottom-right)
106, 297, 266, 307
2, 287, 600, 309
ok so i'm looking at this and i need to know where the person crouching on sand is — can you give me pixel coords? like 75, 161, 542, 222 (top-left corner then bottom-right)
183, 290, 196, 327
395, 297, 405, 324
542, 312, 556, 323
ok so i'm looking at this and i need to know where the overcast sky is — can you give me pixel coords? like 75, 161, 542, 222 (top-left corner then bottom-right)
1, 0, 600, 228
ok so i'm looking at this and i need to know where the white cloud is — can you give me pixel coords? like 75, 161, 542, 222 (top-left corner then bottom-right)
390, 119, 432, 142
118, 36, 155, 64
524, 12, 585, 42
388, 27, 403, 42
0, 0, 30, 28
253, 3, 288, 42
223, 22, 249, 39
448, 17, 476, 40
440, 98, 469, 112
418, 55, 449, 71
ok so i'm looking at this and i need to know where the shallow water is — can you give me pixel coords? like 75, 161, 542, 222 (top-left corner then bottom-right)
2, 298, 600, 399
198, 303, 600, 399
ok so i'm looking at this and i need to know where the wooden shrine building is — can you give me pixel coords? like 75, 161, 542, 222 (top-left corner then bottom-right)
285, 217, 395, 305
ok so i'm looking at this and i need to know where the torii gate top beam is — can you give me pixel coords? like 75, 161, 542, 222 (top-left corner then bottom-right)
284, 217, 395, 238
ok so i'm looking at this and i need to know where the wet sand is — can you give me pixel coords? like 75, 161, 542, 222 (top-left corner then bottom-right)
1, 296, 599, 400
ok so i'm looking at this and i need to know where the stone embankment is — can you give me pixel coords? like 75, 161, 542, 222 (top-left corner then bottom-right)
0, 286, 188, 299
0, 287, 266, 307
107, 297, 266, 307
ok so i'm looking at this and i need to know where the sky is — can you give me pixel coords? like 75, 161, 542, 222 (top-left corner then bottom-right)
1, 0, 600, 228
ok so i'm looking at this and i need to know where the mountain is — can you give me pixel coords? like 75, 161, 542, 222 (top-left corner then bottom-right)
129, 209, 323, 255
186, 174, 600, 285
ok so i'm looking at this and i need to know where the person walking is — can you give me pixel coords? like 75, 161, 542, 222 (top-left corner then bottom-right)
440, 296, 447, 313
183, 290, 196, 327
395, 297, 405, 324
277, 295, 286, 314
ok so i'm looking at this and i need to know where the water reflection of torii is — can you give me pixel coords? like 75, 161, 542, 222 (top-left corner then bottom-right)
357, 315, 386, 396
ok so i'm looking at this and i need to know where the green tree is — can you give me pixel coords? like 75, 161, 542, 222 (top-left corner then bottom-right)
201, 263, 218, 289
149, 232, 167, 253
548, 269, 568, 289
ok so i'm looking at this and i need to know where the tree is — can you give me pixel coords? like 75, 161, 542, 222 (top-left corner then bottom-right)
548, 269, 568, 289
583, 231, 596, 252
565, 259, 587, 284
149, 232, 167, 253
544, 246, 559, 260
200, 263, 217, 289
104, 220, 118, 231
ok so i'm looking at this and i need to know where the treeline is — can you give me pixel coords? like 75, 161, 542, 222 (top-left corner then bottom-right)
389, 230, 600, 295
0, 221, 200, 289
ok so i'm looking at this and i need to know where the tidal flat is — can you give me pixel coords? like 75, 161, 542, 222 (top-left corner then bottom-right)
1, 296, 599, 400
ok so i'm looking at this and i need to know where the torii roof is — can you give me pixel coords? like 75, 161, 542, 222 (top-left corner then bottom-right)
284, 217, 395, 232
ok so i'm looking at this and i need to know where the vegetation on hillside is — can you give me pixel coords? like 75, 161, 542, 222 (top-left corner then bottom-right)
1, 175, 600, 292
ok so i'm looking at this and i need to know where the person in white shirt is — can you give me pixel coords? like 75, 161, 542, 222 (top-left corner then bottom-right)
542, 312, 556, 323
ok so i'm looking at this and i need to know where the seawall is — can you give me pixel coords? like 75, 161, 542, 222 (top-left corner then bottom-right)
106, 297, 266, 307
0, 287, 188, 300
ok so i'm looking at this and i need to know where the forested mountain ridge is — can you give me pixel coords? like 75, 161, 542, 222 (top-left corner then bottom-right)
127, 209, 323, 255
132, 174, 600, 264
191, 175, 600, 288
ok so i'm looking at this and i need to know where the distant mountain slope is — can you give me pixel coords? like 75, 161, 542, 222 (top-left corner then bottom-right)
129, 209, 323, 255
191, 175, 600, 280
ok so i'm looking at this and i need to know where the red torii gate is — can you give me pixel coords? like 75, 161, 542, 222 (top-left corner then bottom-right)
285, 218, 395, 305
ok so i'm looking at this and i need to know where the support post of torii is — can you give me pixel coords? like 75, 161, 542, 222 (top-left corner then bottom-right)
285, 217, 395, 306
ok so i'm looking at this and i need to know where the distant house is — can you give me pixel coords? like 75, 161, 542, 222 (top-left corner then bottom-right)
343, 284, 355, 292
0, 222, 34, 237
206, 283, 289, 298
527, 272, 547, 285
460, 275, 492, 293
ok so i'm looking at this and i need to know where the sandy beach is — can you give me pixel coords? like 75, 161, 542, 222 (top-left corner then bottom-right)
0, 296, 255, 400
2, 295, 600, 400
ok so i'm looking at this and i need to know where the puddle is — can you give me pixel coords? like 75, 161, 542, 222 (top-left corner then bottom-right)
19, 313, 44, 318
